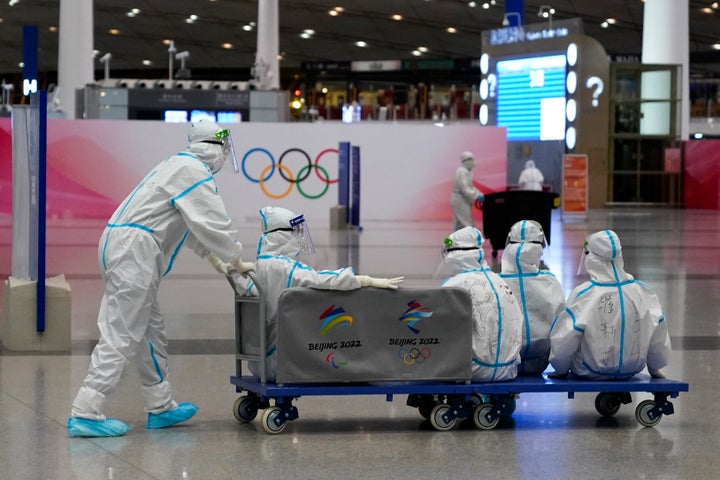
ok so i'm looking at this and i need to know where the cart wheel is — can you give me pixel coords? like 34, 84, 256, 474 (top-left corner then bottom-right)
429, 404, 456, 431
595, 393, 622, 417
233, 396, 258, 423
473, 403, 500, 430
261, 407, 287, 434
635, 400, 662, 427
499, 396, 516, 417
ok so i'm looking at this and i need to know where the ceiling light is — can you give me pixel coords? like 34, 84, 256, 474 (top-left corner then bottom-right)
701, 7, 713, 13
9, 0, 19, 6
601, 21, 609, 28
127, 11, 137, 17
468, 1, 476, 7
329, 10, 338, 16
482, 2, 490, 9
392, 14, 403, 20
418, 46, 429, 52
142, 60, 152, 66
304, 29, 315, 35
300, 32, 312, 39
447, 27, 457, 33
222, 43, 233, 49
109, 29, 120, 35
334, 6, 344, 12
712, 43, 720, 49
243, 25, 252, 31
48, 26, 57, 32
713, 2, 719, 8
606, 18, 616, 24
412, 50, 422, 56
356, 41, 367, 47
163, 39, 172, 45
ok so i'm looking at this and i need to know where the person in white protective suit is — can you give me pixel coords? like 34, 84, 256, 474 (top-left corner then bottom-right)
499, 220, 565, 375
252, 206, 404, 380
67, 120, 255, 438
450, 151, 485, 231
549, 230, 672, 380
517, 159, 544, 191
438, 226, 523, 381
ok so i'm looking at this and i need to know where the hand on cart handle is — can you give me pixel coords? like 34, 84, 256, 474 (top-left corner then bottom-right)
208, 254, 232, 275
474, 194, 484, 210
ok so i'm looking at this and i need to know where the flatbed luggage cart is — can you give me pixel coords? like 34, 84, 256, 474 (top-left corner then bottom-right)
227, 276, 689, 434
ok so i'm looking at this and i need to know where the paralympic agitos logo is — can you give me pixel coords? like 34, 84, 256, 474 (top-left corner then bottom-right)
240, 147, 339, 199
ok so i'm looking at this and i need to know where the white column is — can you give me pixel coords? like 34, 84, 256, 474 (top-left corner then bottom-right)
58, 0, 94, 119
255, 0, 280, 90
641, 0, 689, 139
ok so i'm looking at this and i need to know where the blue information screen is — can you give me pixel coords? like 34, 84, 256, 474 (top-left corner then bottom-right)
496, 54, 567, 141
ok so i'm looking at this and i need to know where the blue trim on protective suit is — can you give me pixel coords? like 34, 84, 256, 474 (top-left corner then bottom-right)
147, 340, 164, 382
514, 243, 531, 360
163, 229, 189, 276
170, 176, 214, 207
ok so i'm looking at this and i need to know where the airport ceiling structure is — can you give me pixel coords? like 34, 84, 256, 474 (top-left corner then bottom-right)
0, 0, 719, 84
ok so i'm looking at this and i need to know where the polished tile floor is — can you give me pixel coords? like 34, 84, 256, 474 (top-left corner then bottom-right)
1, 207, 718, 479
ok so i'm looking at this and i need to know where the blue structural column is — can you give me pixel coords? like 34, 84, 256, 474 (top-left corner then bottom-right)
350, 146, 361, 228
338, 141, 350, 223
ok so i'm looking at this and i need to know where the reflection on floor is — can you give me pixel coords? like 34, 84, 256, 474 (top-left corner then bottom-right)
1, 208, 718, 479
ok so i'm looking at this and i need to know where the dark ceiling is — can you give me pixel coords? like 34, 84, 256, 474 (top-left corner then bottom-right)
0, 0, 719, 87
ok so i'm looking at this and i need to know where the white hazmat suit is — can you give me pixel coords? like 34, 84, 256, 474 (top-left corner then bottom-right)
549, 230, 672, 380
517, 159, 544, 191
439, 226, 522, 381
499, 220, 565, 375
252, 206, 403, 380
450, 151, 484, 231
68, 120, 252, 437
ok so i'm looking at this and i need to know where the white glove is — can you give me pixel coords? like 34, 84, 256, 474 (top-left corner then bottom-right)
208, 254, 231, 275
648, 367, 666, 379
356, 275, 404, 290
231, 258, 255, 277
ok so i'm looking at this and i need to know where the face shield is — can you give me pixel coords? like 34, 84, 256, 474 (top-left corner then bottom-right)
576, 240, 590, 276
432, 236, 482, 278
289, 214, 315, 255
215, 129, 239, 173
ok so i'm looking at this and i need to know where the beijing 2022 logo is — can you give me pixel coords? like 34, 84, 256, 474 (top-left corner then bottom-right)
240, 147, 338, 199
399, 300, 433, 334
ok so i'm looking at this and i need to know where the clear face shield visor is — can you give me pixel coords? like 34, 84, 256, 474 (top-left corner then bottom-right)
576, 240, 590, 276
215, 129, 239, 173
432, 237, 479, 278
290, 214, 315, 255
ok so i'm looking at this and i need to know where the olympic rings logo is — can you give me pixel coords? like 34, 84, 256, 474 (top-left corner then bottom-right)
398, 347, 432, 365
240, 147, 339, 200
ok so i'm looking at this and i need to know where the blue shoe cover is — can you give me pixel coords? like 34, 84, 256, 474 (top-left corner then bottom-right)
146, 402, 198, 429
67, 417, 131, 438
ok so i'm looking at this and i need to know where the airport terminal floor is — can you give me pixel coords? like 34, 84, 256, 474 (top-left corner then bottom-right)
0, 207, 719, 479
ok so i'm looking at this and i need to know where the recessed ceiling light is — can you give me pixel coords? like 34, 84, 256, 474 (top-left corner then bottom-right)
482, 2, 490, 9
48, 25, 57, 32
713, 43, 720, 50
468, 2, 476, 7
606, 18, 616, 24
163, 39, 172, 45
713, 2, 719, 8
222, 43, 233, 49
329, 10, 338, 16
334, 6, 344, 12
392, 14, 403, 20
304, 29, 315, 35
701, 7, 713, 13
418, 46, 429, 52
412, 50, 422, 56
447, 27, 457, 33
300, 32, 312, 39
243, 25, 253, 31
142, 60, 152, 66
109, 28, 120, 35
356, 41, 367, 47
601, 21, 609, 28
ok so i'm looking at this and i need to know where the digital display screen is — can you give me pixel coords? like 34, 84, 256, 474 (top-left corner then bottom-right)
190, 110, 216, 122
496, 54, 567, 141
164, 110, 188, 123
217, 111, 243, 123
